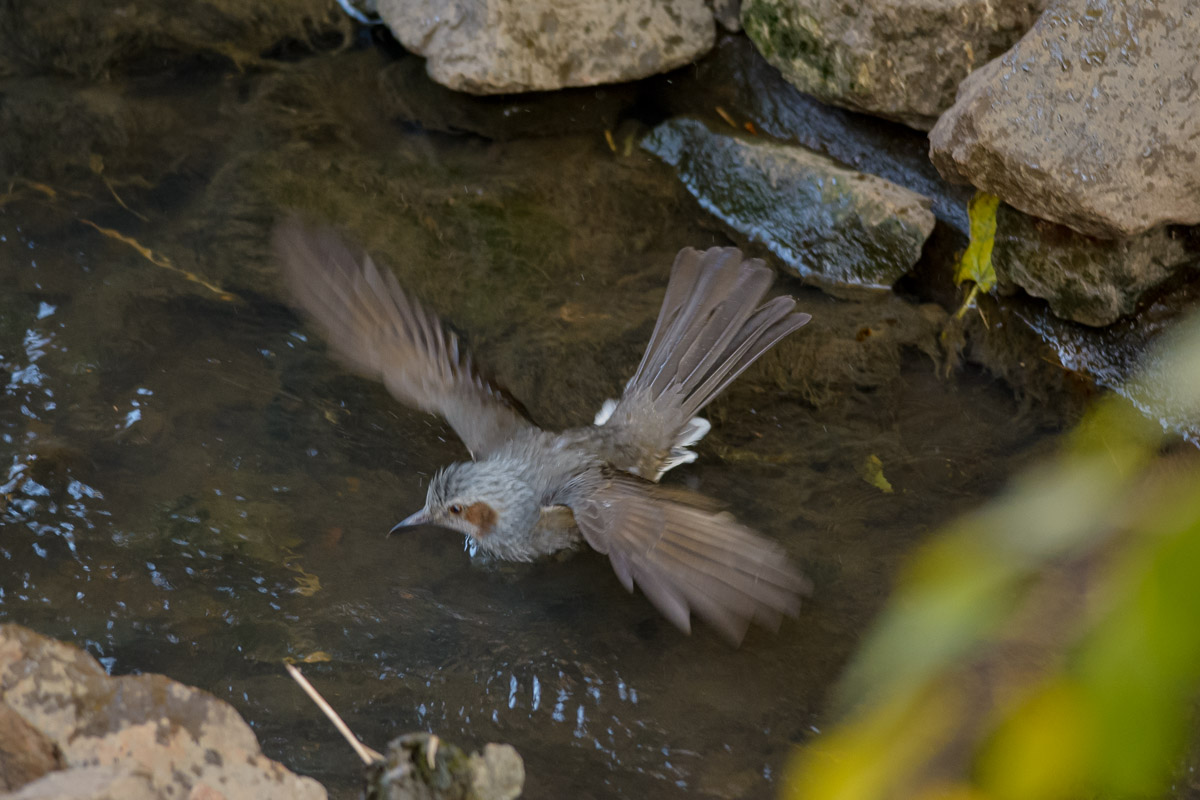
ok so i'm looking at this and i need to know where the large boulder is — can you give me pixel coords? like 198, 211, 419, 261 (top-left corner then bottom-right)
740, 0, 1046, 130
642, 117, 935, 292
0, 624, 326, 800
376, 0, 716, 93
930, 0, 1200, 238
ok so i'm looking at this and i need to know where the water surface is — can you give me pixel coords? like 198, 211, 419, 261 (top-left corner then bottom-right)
0, 41, 1062, 799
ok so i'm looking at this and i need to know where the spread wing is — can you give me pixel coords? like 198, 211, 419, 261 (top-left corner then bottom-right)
273, 218, 535, 458
568, 473, 810, 645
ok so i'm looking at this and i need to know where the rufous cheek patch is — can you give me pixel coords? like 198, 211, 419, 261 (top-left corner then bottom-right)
464, 502, 497, 535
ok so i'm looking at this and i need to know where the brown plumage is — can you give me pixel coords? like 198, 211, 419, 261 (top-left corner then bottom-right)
274, 218, 812, 645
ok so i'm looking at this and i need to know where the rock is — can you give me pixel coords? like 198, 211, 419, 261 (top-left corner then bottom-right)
929, 0, 1200, 239
471, 744, 524, 800
645, 34, 974, 232
0, 0, 352, 78
0, 704, 63, 792
740, 0, 1046, 130
364, 732, 524, 800
377, 54, 638, 140
942, 278, 1200, 433
642, 117, 936, 293
992, 204, 1200, 326
2, 767, 158, 800
0, 624, 326, 800
375, 0, 716, 93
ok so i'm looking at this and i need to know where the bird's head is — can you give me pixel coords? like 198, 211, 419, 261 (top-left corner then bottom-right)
391, 460, 541, 558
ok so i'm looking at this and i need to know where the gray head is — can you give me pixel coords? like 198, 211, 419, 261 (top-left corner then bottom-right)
391, 460, 541, 558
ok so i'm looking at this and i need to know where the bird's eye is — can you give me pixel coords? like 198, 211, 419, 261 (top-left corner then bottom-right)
448, 504, 463, 515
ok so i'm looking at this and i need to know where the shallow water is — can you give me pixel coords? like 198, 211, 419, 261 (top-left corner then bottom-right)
1, 41, 1062, 799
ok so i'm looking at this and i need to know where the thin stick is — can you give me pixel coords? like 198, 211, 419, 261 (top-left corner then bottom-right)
285, 662, 383, 765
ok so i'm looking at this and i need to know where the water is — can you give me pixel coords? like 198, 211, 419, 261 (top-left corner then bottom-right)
1, 41, 1062, 799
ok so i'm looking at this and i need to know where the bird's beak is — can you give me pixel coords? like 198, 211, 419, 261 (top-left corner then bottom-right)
388, 508, 432, 536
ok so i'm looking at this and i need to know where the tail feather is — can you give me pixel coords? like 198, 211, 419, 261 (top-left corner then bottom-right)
683, 295, 805, 419
671, 268, 773, 401
643, 250, 768, 400
603, 247, 810, 480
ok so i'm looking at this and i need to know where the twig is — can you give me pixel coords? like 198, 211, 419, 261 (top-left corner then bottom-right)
285, 662, 383, 765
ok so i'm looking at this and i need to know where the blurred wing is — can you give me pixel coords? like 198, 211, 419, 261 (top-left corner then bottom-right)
274, 218, 534, 458
569, 474, 810, 645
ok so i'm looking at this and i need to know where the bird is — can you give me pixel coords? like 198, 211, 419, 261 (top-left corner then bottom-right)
273, 218, 813, 645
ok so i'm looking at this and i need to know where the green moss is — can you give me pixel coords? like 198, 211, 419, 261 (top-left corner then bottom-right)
742, 0, 840, 87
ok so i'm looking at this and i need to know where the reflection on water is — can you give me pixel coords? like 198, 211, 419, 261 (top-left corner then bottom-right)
0, 43, 1063, 800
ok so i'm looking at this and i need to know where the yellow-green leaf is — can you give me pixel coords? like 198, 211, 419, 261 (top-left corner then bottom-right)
955, 192, 1000, 291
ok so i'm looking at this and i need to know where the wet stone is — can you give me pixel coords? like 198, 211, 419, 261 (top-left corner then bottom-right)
992, 204, 1200, 327
945, 293, 1093, 416
740, 0, 1046, 130
642, 117, 935, 293
376, 0, 716, 94
645, 34, 974, 232
1014, 280, 1200, 442
930, 0, 1200, 238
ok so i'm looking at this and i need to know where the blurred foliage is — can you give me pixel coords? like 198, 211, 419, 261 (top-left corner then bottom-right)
787, 314, 1200, 799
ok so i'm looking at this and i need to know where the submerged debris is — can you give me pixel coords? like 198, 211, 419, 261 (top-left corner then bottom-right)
364, 734, 524, 800
287, 664, 525, 800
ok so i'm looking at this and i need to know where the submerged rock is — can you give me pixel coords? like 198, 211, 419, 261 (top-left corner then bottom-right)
740, 0, 1045, 130
930, 0, 1200, 238
741, 293, 948, 410
992, 205, 1200, 326
0, 77, 202, 184
642, 117, 935, 293
376, 0, 716, 93
0, 0, 351, 78
0, 624, 326, 800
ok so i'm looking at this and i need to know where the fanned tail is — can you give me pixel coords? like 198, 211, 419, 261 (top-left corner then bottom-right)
598, 247, 810, 480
